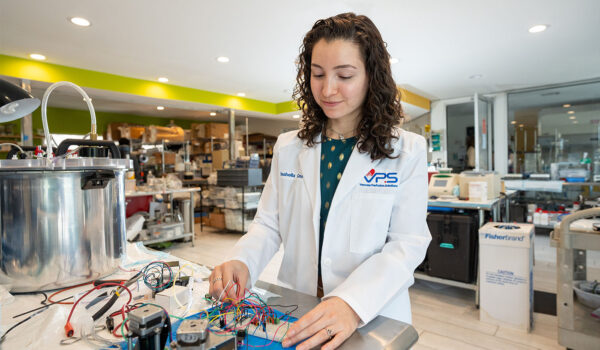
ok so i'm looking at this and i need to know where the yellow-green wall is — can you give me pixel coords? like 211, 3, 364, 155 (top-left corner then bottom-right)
7, 107, 199, 139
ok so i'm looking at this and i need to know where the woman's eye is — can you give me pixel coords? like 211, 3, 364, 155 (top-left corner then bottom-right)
339, 76, 353, 80
312, 74, 324, 78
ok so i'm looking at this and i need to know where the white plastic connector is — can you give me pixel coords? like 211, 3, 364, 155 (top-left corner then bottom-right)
155, 285, 189, 314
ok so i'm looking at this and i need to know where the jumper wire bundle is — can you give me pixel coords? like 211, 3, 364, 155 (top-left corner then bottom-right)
197, 281, 298, 348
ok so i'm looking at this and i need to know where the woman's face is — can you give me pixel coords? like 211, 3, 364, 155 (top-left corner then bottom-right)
310, 39, 368, 123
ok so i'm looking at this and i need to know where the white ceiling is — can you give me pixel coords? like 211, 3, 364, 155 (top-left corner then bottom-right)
1, 0, 599, 109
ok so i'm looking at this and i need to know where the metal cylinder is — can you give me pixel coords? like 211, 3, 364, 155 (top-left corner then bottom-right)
0, 165, 127, 292
182, 199, 191, 233
228, 109, 235, 162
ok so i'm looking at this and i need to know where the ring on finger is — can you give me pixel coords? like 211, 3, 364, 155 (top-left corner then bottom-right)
212, 276, 223, 284
326, 328, 334, 339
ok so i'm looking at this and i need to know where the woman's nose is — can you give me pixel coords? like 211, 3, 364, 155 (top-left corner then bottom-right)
322, 78, 337, 97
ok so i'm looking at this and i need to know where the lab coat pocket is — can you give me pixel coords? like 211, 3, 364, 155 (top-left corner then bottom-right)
349, 192, 394, 254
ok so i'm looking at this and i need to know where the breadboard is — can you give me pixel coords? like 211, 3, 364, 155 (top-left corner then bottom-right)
224, 314, 293, 342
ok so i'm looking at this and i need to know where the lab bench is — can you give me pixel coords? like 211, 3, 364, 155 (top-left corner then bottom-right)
253, 280, 419, 349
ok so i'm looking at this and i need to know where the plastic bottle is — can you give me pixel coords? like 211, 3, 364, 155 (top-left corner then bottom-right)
541, 211, 549, 226
593, 147, 600, 181
581, 152, 592, 180
533, 209, 541, 225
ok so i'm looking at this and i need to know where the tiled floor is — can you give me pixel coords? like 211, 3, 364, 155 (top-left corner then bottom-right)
167, 225, 566, 350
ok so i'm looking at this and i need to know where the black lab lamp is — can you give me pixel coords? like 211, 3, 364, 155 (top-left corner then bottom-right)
0, 79, 40, 122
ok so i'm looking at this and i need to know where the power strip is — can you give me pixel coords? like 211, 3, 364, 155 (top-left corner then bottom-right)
155, 285, 190, 314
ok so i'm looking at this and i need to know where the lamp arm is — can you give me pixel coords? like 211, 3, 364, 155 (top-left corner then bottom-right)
41, 81, 97, 158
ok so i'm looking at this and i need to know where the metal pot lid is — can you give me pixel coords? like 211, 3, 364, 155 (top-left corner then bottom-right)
0, 158, 132, 171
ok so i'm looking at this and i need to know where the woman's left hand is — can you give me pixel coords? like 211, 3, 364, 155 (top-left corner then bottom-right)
281, 296, 360, 350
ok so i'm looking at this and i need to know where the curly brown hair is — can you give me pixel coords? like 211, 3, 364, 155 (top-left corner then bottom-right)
294, 12, 404, 161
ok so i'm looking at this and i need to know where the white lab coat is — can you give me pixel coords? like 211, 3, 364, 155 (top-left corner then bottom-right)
228, 128, 431, 326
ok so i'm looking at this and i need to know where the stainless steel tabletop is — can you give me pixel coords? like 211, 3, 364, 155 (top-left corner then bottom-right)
255, 281, 419, 350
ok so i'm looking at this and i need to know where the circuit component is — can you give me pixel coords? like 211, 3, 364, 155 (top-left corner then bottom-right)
223, 314, 292, 343
128, 304, 170, 350
172, 319, 234, 349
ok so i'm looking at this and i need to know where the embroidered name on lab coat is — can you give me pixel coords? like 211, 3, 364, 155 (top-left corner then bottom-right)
280, 172, 303, 179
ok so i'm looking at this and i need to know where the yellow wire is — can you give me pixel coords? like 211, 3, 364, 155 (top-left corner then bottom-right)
171, 263, 194, 308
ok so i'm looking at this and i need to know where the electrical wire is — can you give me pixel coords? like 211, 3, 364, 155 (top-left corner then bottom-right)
64, 283, 133, 338
48, 281, 94, 304
140, 261, 173, 292
11, 295, 72, 319
170, 263, 194, 308
0, 143, 25, 156
194, 282, 298, 347
0, 308, 47, 343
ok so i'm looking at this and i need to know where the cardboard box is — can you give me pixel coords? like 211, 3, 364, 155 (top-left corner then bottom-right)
153, 151, 177, 165
205, 123, 229, 139
120, 125, 146, 140
209, 212, 225, 230
211, 149, 229, 170
191, 123, 206, 138
105, 122, 129, 140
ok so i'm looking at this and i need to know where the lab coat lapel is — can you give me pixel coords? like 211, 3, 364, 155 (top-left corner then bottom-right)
297, 135, 321, 248
332, 144, 382, 207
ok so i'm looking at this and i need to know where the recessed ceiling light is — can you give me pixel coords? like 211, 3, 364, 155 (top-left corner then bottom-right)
29, 53, 46, 60
569, 116, 576, 120
210, 112, 216, 116
563, 104, 571, 108
292, 114, 300, 119
389, 57, 399, 64
573, 120, 579, 124
157, 77, 168, 83
568, 111, 575, 114
469, 74, 483, 80
157, 106, 165, 110
529, 24, 548, 33
237, 92, 246, 97
217, 56, 230, 63
511, 121, 517, 124
69, 17, 91, 27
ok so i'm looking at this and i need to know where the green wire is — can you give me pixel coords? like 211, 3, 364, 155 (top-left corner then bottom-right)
121, 317, 129, 339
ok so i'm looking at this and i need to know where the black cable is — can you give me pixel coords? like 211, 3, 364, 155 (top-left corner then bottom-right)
40, 292, 48, 305
12, 295, 72, 319
91, 270, 143, 321
92, 294, 119, 322
1, 308, 47, 343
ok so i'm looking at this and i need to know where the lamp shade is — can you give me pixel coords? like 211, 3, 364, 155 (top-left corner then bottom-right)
0, 79, 41, 122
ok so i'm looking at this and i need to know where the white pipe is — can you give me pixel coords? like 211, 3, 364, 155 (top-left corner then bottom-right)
41, 81, 97, 158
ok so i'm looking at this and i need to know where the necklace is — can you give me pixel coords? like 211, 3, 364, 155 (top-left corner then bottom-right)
327, 126, 356, 140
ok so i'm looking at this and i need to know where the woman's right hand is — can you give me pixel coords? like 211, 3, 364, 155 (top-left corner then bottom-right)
208, 260, 250, 302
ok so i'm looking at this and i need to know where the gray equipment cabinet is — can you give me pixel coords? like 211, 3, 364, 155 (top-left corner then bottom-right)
551, 207, 600, 349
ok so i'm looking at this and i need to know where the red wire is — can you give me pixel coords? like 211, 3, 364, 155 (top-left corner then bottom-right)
64, 283, 133, 337
48, 281, 94, 305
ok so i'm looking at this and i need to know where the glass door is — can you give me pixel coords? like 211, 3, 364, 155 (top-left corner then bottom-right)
474, 93, 493, 170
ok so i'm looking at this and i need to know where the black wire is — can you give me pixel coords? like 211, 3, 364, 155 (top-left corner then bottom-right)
11, 295, 72, 319
265, 304, 299, 316
1, 308, 47, 343
40, 292, 48, 305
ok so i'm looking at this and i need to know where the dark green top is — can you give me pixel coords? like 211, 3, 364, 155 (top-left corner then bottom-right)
318, 136, 357, 279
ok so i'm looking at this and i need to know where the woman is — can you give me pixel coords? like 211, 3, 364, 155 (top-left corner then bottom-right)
209, 13, 431, 350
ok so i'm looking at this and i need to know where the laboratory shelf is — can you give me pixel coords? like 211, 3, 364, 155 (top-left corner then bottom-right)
142, 232, 193, 246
